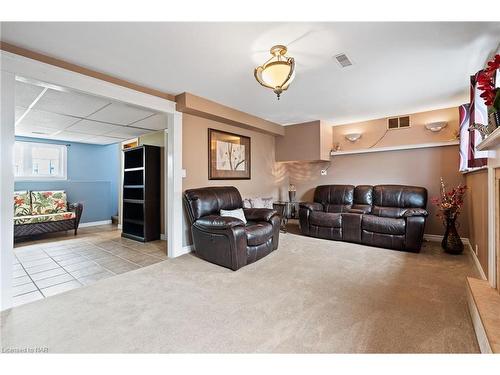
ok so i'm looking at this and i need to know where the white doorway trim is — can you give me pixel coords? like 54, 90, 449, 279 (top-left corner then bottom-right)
0, 71, 16, 311
0, 51, 184, 310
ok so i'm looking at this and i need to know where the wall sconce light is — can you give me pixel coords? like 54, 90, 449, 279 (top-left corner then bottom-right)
425, 121, 448, 132
345, 133, 362, 142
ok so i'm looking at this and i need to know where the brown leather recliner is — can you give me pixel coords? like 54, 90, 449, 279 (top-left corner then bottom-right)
299, 184, 428, 252
184, 186, 280, 270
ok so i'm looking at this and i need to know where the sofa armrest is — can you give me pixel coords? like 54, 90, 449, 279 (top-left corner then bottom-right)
403, 208, 429, 217
68, 202, 84, 226
299, 202, 323, 212
405, 216, 426, 252
243, 208, 278, 222
194, 215, 245, 231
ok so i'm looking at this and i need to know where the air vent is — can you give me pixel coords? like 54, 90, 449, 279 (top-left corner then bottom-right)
334, 53, 353, 68
387, 116, 411, 130
31, 131, 49, 135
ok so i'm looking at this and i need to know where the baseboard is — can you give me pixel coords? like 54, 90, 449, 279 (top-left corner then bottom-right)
424, 234, 486, 280
79, 220, 112, 228
423, 233, 470, 245
172, 245, 193, 258
467, 243, 488, 281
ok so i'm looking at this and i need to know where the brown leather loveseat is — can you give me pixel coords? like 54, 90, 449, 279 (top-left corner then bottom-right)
299, 185, 428, 252
184, 186, 280, 270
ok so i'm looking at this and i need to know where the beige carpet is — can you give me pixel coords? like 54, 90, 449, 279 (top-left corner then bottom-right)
1, 229, 480, 353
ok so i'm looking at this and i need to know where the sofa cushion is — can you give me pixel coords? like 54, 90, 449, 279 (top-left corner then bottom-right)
245, 222, 273, 246
14, 191, 31, 217
31, 191, 68, 215
14, 212, 76, 225
314, 185, 354, 213
309, 211, 342, 228
362, 215, 405, 235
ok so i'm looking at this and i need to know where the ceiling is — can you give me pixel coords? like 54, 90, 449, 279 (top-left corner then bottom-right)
2, 22, 499, 125
14, 80, 165, 144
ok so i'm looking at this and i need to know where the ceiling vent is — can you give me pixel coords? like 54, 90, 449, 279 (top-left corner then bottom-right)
334, 53, 353, 68
387, 116, 411, 130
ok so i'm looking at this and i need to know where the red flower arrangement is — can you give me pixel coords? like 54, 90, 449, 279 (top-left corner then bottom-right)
431, 178, 467, 221
477, 54, 500, 112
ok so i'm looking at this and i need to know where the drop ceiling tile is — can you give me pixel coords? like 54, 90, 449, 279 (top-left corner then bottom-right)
132, 114, 167, 130
88, 102, 155, 125
34, 88, 111, 117
105, 126, 152, 138
85, 136, 124, 145
17, 109, 79, 130
66, 119, 125, 135
51, 131, 94, 142
15, 106, 27, 122
15, 124, 60, 137
15, 81, 45, 108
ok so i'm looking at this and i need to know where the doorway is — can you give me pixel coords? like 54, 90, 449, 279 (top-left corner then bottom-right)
1, 50, 183, 310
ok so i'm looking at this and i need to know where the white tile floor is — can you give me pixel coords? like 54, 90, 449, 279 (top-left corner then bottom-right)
12, 225, 167, 307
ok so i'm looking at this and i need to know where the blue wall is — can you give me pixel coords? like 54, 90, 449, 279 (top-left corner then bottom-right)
15, 137, 120, 224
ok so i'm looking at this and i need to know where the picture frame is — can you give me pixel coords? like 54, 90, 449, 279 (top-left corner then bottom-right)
208, 128, 251, 180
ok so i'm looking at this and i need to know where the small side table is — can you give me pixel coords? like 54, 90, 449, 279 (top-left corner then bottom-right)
273, 201, 300, 233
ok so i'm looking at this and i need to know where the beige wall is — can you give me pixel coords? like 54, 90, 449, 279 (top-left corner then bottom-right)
176, 92, 284, 136
332, 107, 459, 152
285, 145, 467, 237
276, 121, 321, 162
465, 169, 489, 276
276, 120, 332, 162
182, 113, 288, 246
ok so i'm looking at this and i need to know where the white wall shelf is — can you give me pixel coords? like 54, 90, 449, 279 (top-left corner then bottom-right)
330, 140, 459, 156
476, 126, 500, 151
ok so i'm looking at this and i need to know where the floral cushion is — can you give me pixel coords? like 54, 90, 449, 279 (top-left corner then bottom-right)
14, 212, 76, 225
14, 191, 31, 217
31, 191, 68, 215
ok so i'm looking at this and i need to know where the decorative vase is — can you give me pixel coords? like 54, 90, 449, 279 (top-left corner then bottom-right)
288, 191, 296, 202
441, 216, 464, 255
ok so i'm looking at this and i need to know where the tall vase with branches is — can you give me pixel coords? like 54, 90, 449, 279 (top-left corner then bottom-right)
431, 178, 467, 254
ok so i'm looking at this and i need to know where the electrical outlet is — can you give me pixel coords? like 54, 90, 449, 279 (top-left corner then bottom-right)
321, 169, 327, 176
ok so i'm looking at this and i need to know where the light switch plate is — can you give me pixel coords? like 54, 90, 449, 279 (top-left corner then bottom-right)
181, 169, 187, 178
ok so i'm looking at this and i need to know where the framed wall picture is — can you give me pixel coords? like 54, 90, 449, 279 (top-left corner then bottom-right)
208, 128, 251, 180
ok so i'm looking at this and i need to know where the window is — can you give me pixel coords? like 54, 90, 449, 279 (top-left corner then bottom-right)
14, 141, 67, 180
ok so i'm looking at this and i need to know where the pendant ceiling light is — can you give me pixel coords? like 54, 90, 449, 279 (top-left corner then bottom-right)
254, 45, 295, 100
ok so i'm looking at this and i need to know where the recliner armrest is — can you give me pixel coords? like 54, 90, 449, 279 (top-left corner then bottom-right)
194, 215, 245, 230
403, 208, 429, 217
299, 202, 323, 212
243, 208, 278, 222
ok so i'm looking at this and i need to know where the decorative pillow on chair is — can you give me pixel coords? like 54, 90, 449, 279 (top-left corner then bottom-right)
31, 191, 68, 215
220, 208, 247, 224
242, 198, 252, 209
250, 197, 274, 209
14, 191, 31, 217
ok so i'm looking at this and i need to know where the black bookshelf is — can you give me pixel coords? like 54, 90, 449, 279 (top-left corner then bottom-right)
122, 145, 161, 242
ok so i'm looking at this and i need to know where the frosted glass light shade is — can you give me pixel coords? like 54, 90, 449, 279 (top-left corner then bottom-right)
254, 45, 295, 99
